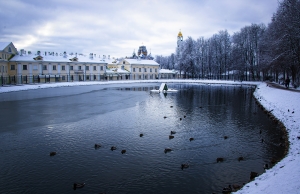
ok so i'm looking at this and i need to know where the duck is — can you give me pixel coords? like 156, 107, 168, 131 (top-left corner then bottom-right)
170, 131, 176, 135
94, 144, 101, 149
111, 146, 117, 151
224, 136, 228, 139
264, 163, 269, 170
73, 183, 85, 190
50, 152, 56, 156
189, 138, 194, 141
184, 115, 186, 118
164, 148, 172, 153
181, 163, 189, 170
250, 171, 258, 180
222, 185, 232, 194
232, 184, 241, 191
164, 116, 167, 119
217, 157, 224, 162
169, 135, 174, 139
170, 106, 173, 108
140, 133, 143, 137
121, 149, 126, 154
238, 156, 244, 162
180, 118, 182, 120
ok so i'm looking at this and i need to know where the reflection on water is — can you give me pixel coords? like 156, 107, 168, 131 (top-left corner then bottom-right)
0, 83, 286, 194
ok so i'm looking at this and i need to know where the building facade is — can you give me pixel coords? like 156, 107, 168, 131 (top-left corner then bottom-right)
0, 42, 161, 85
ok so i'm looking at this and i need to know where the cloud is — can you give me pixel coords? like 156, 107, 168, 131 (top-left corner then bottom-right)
0, 0, 279, 58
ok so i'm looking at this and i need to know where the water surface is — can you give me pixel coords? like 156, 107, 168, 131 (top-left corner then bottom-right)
0, 83, 286, 194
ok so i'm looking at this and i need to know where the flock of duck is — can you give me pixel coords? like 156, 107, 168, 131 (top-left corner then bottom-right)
47, 102, 284, 193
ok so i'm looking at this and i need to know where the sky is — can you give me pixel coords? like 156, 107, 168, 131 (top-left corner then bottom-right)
0, 0, 279, 58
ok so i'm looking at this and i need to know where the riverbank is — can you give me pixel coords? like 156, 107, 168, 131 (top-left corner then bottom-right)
1, 80, 299, 193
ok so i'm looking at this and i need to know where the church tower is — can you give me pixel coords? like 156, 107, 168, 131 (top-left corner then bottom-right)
177, 30, 183, 47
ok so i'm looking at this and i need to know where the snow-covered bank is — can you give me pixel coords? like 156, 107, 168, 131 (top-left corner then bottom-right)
0, 80, 299, 193
234, 82, 300, 194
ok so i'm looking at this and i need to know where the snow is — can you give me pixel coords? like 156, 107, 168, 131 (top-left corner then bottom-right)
0, 79, 299, 194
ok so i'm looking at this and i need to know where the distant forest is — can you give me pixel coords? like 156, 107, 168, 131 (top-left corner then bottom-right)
156, 0, 300, 87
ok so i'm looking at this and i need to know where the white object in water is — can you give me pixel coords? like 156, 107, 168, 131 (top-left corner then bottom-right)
150, 83, 178, 93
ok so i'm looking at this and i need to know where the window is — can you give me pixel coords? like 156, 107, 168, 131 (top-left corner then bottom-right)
33, 65, 38, 70
43, 65, 47, 70
23, 65, 27, 70
144, 68, 147, 72
62, 76, 66, 80
86, 66, 89, 70
150, 68, 152, 72
62, 65, 65, 70
53, 65, 56, 70
93, 66, 96, 71
133, 68, 135, 72
8, 47, 12, 52
100, 66, 103, 71
10, 65, 15, 70
94, 75, 96, 80
86, 75, 90, 80
139, 68, 141, 72
123, 61, 125, 64
78, 66, 81, 70
70, 66, 73, 70
155, 68, 157, 72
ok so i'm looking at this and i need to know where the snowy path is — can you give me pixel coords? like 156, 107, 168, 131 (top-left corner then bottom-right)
0, 80, 299, 193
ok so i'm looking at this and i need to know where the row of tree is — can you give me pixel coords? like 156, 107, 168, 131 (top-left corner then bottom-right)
156, 0, 300, 86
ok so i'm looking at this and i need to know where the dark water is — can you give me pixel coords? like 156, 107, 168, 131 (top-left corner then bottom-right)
0, 83, 286, 194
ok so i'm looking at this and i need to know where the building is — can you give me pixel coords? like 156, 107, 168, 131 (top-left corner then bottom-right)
0, 42, 18, 79
177, 30, 183, 47
129, 45, 154, 60
120, 58, 159, 80
0, 42, 160, 84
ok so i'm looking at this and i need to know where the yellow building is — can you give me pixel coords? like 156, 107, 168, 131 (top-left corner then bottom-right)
120, 59, 159, 80
0, 42, 18, 80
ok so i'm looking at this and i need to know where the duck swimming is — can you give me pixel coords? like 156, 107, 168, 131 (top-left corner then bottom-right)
50, 152, 56, 156
73, 183, 85, 190
111, 146, 117, 151
181, 163, 189, 170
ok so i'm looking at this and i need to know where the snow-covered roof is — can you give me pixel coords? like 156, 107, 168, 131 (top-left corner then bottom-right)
106, 68, 129, 74
10, 53, 108, 64
124, 59, 159, 66
0, 42, 11, 51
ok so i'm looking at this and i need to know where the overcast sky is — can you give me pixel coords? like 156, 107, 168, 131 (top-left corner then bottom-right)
0, 0, 279, 58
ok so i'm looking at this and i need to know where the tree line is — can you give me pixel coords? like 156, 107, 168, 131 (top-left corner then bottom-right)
156, 0, 300, 86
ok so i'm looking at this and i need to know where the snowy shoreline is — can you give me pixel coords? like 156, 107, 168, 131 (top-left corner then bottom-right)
1, 80, 299, 193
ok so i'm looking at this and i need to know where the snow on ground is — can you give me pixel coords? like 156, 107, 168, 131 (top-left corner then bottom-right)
0, 80, 299, 193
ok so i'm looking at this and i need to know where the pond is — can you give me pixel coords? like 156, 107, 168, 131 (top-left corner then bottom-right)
0, 83, 286, 194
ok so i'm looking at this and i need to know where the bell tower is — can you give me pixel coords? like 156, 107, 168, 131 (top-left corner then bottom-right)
177, 30, 183, 47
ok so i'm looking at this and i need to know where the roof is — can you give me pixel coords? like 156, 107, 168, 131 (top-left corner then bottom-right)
10, 53, 109, 64
124, 59, 159, 66
0, 42, 12, 51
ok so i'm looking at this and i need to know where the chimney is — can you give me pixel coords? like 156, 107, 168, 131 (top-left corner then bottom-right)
20, 49, 24, 56
63, 51, 67, 58
90, 53, 93, 59
37, 51, 41, 55
108, 55, 110, 59
103, 55, 106, 59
